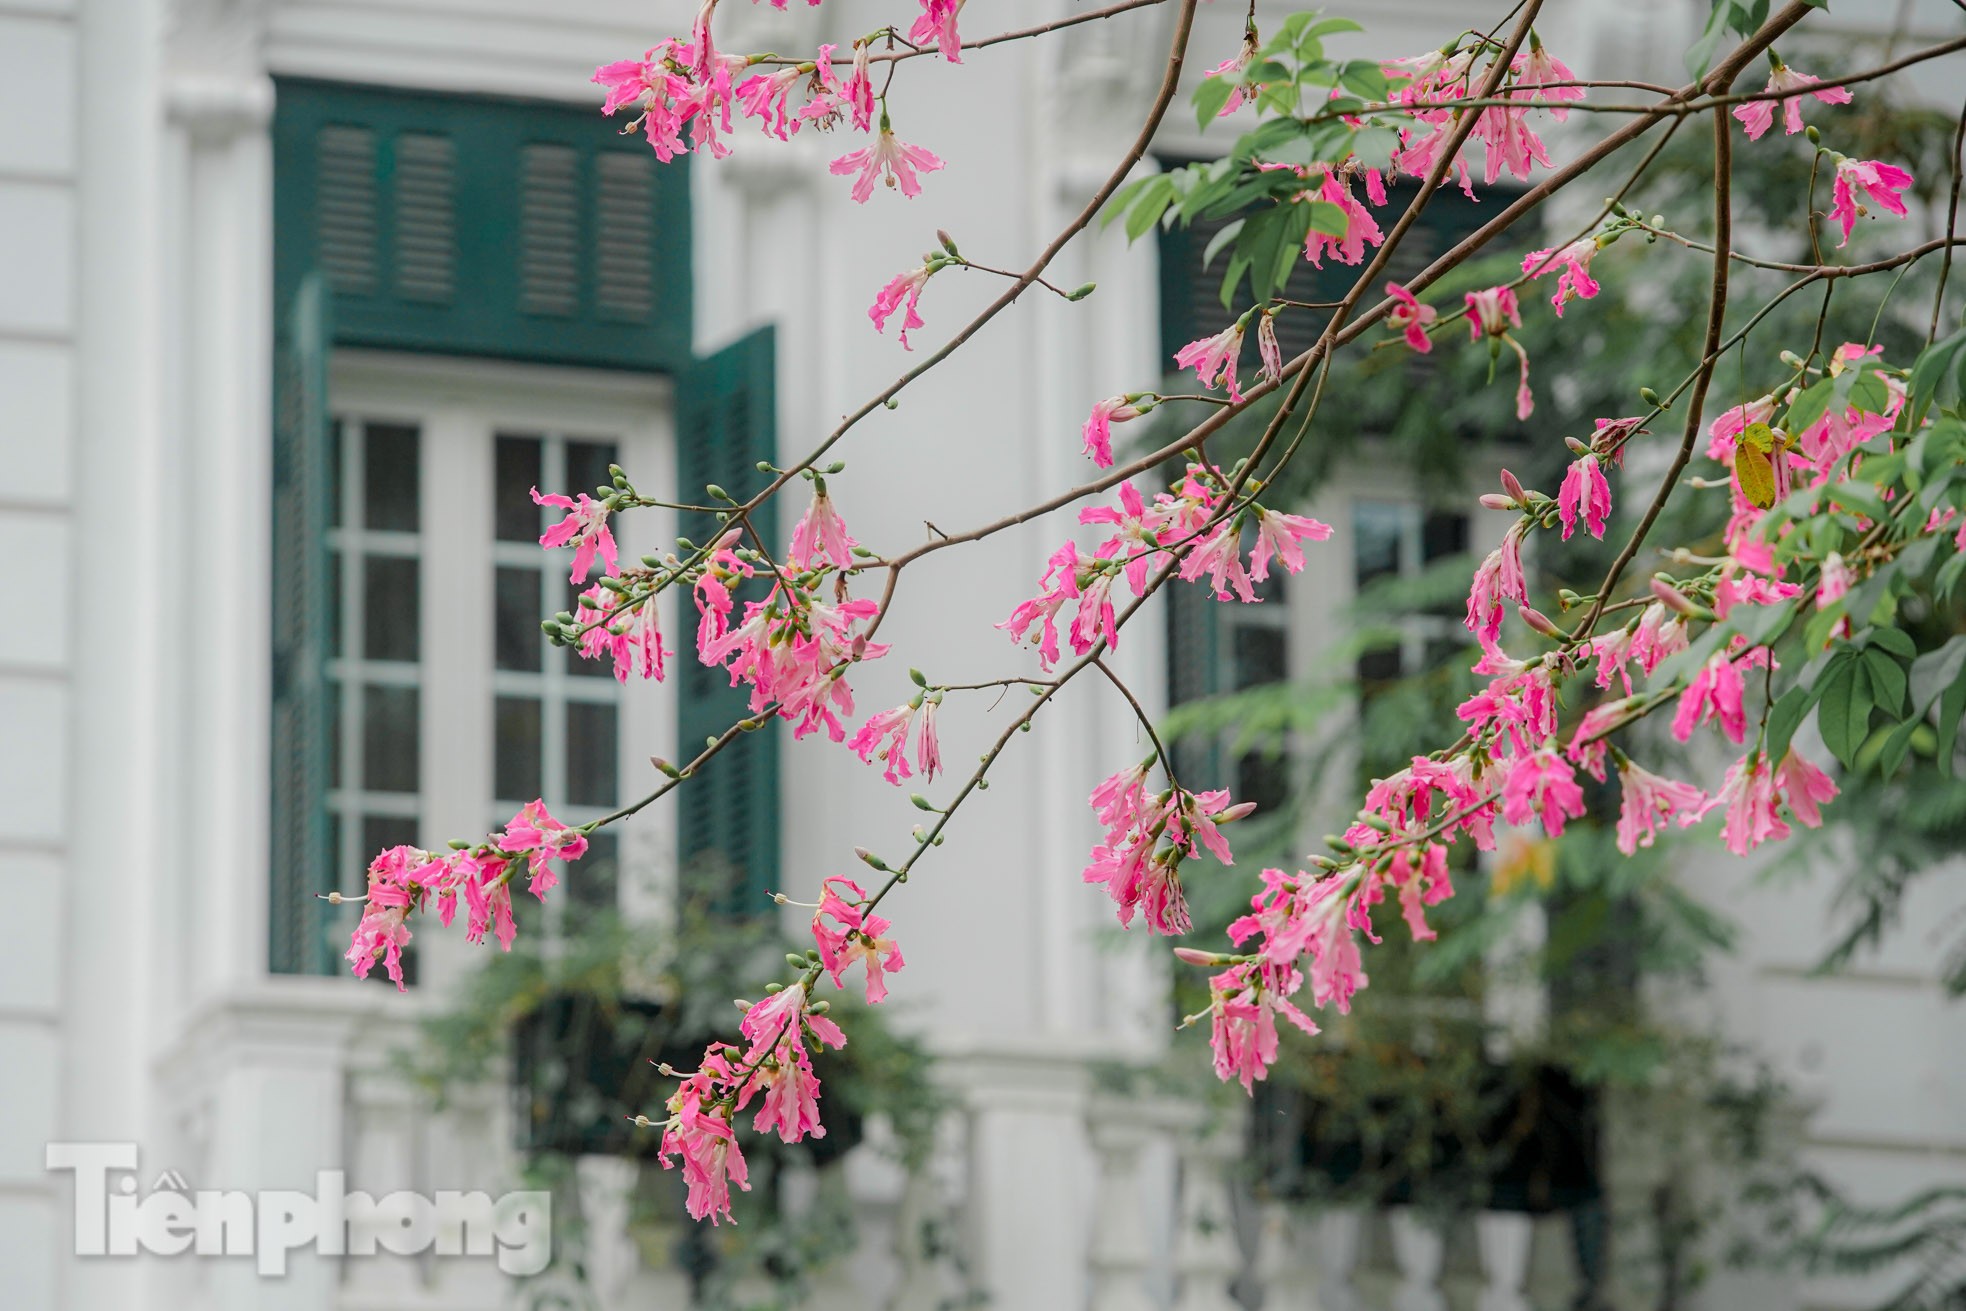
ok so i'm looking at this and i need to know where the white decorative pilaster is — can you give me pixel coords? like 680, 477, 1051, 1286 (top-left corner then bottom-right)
1255, 1202, 1326, 1311
1087, 1096, 1159, 1311
1171, 1114, 1242, 1311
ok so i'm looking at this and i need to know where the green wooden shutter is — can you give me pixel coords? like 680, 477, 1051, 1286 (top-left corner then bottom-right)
674, 327, 782, 915
273, 79, 692, 372
270, 273, 336, 975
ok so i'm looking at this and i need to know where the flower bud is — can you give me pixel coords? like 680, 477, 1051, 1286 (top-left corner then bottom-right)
1172, 947, 1223, 967
1518, 604, 1563, 638
854, 846, 889, 870
1217, 801, 1258, 823
909, 667, 928, 687
910, 794, 936, 811
786, 953, 809, 969
1065, 282, 1098, 302
705, 484, 729, 501
937, 229, 960, 256
1649, 576, 1703, 616
1639, 386, 1662, 407
1499, 469, 1526, 504
763, 981, 783, 993
1563, 435, 1588, 456
1479, 493, 1517, 511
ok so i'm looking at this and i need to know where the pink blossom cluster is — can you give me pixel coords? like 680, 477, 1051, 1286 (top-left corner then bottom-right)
345, 800, 589, 989
655, 979, 848, 1223
594, 8, 954, 205
1002, 466, 1331, 669
1381, 39, 1580, 198
1084, 759, 1255, 936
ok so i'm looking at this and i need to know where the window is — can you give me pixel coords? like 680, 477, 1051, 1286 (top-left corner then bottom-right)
271, 85, 782, 975
1352, 499, 1471, 692
301, 356, 672, 979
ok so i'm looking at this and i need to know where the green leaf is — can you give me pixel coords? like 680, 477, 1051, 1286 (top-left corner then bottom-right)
1193, 74, 1237, 129
1907, 330, 1966, 427
1847, 371, 1891, 416
1939, 673, 1966, 774
1122, 177, 1175, 242
1336, 60, 1389, 101
1766, 683, 1820, 761
1301, 15, 1365, 37
1877, 717, 1920, 777
1201, 218, 1245, 270
1864, 646, 1908, 716
1867, 626, 1918, 662
1814, 657, 1857, 765
1685, 1, 1732, 78
1911, 635, 1966, 714
1304, 199, 1350, 238
1783, 378, 1837, 434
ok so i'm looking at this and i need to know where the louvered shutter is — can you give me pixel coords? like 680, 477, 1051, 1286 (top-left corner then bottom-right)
269, 273, 335, 975
674, 327, 782, 916
273, 80, 693, 372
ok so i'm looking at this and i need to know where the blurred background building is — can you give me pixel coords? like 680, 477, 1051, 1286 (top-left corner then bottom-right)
1, 0, 1963, 1307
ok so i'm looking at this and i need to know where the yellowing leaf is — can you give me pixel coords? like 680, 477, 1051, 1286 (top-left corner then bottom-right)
1735, 421, 1778, 509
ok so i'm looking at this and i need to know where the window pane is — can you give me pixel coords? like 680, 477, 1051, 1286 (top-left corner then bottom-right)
1353, 501, 1405, 590
495, 696, 543, 801
567, 577, 612, 677
1422, 510, 1469, 563
363, 556, 421, 662
567, 828, 619, 927
566, 700, 618, 807
363, 684, 421, 793
327, 681, 343, 787
1237, 752, 1292, 817
496, 566, 544, 672
495, 435, 544, 543
364, 423, 421, 532
1233, 626, 1287, 692
1356, 646, 1403, 686
566, 439, 620, 502
329, 418, 345, 529
327, 552, 343, 659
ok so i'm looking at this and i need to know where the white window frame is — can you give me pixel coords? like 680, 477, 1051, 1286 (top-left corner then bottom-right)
327, 350, 679, 987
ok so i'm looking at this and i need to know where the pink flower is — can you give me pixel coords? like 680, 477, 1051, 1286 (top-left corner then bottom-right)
845, 43, 875, 132
1256, 310, 1284, 385
1249, 506, 1333, 581
1465, 520, 1528, 651
1829, 157, 1914, 248
1705, 394, 1779, 461
1385, 281, 1437, 352
812, 877, 907, 1003
788, 486, 858, 569
1501, 748, 1587, 838
497, 800, 589, 899
1557, 454, 1612, 540
869, 263, 936, 349
1672, 652, 1749, 746
830, 127, 945, 203
1179, 523, 1256, 602
735, 65, 805, 140
1521, 238, 1602, 315
1303, 168, 1385, 268
909, 0, 965, 62
1775, 747, 1839, 828
1202, 960, 1318, 1093
998, 541, 1081, 670
659, 1059, 750, 1224
1509, 42, 1584, 118
1714, 752, 1785, 856
1614, 759, 1709, 856
1174, 321, 1246, 403
847, 697, 941, 785
346, 845, 437, 990
534, 487, 618, 583
1733, 61, 1852, 140
575, 582, 668, 682
1466, 285, 1522, 339
1082, 395, 1144, 468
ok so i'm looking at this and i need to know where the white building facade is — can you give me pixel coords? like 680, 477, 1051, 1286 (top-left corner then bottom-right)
2, 0, 1963, 1308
